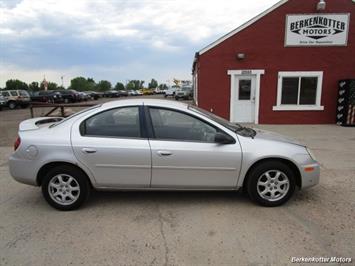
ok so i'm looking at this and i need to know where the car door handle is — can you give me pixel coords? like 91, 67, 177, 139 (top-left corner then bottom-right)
81, 148, 97, 154
157, 150, 172, 156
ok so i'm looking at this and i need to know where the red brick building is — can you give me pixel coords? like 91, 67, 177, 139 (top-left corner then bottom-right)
192, 0, 355, 124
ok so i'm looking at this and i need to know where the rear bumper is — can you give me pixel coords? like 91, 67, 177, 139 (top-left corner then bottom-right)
9, 155, 38, 186
300, 163, 320, 189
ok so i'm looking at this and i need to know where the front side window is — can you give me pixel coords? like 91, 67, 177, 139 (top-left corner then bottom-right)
149, 108, 218, 142
82, 106, 141, 138
274, 71, 324, 111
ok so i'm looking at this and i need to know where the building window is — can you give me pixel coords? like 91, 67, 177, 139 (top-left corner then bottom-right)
273, 71, 324, 111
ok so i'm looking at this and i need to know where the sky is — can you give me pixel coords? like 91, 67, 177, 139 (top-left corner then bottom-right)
0, 0, 280, 88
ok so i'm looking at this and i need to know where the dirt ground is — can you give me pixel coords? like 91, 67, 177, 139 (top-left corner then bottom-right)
0, 96, 354, 266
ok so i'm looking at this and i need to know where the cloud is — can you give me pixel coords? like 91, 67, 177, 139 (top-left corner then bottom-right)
0, 0, 281, 87
0, 0, 280, 43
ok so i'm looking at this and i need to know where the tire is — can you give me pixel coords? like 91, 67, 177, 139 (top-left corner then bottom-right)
246, 161, 296, 207
8, 101, 16, 110
41, 165, 90, 211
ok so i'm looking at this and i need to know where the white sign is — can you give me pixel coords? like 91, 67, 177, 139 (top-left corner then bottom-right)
285, 14, 350, 46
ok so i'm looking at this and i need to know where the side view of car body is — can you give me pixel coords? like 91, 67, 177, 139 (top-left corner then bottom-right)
1, 90, 31, 109
175, 86, 193, 100
9, 99, 320, 210
0, 95, 8, 110
164, 88, 176, 98
53, 90, 79, 103
30, 91, 63, 103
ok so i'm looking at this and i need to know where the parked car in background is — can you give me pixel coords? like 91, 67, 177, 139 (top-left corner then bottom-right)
104, 90, 120, 98
30, 91, 63, 103
154, 88, 164, 94
1, 90, 31, 109
54, 90, 79, 103
118, 90, 128, 97
142, 88, 154, 95
0, 95, 7, 110
175, 86, 193, 100
128, 90, 137, 96
164, 88, 176, 98
84, 91, 100, 100
9, 99, 320, 210
78, 92, 90, 101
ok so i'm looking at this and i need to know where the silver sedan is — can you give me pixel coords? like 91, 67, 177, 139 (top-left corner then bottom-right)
9, 99, 320, 210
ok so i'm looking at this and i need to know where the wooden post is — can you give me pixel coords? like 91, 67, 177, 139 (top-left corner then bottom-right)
30, 105, 34, 118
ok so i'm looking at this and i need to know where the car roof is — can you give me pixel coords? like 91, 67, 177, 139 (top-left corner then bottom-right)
102, 98, 189, 110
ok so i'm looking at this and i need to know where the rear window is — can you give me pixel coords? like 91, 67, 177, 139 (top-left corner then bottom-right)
50, 105, 101, 128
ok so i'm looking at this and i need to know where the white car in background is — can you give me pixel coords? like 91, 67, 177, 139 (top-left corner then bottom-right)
164, 88, 176, 98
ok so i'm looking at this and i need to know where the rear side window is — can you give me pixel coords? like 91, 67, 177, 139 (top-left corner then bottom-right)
82, 107, 141, 138
149, 107, 218, 142
2, 92, 10, 97
19, 90, 29, 97
10, 91, 18, 96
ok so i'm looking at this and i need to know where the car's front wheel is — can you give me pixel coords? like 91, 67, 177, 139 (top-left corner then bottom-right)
42, 165, 90, 211
247, 161, 296, 207
8, 101, 17, 109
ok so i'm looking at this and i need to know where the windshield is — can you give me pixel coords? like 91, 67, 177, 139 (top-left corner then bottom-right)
49, 104, 101, 128
188, 105, 242, 131
188, 105, 256, 138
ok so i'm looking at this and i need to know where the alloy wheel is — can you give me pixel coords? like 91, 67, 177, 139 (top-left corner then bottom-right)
256, 170, 290, 202
48, 174, 80, 206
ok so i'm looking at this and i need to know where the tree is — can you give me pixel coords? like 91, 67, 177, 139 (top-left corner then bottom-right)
96, 80, 112, 92
29, 81, 40, 91
126, 82, 135, 91
86, 78, 96, 91
70, 77, 88, 91
48, 82, 58, 90
158, 83, 168, 90
114, 82, 125, 91
126, 80, 144, 90
148, 78, 158, 89
5, 79, 28, 90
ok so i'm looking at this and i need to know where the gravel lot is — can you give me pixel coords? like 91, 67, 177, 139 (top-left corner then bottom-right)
0, 96, 354, 265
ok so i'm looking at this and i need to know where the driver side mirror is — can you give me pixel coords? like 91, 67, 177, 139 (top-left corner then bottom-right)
214, 132, 235, 144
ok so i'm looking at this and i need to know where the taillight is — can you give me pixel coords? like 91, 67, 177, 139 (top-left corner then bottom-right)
14, 136, 21, 151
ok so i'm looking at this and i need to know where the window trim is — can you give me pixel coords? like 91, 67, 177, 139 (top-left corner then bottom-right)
145, 106, 235, 144
79, 105, 146, 139
273, 71, 324, 111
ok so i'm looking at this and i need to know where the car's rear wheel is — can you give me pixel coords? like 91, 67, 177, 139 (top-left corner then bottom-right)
42, 165, 90, 211
247, 161, 296, 207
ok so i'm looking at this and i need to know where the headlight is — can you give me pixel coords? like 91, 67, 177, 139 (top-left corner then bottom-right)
306, 147, 317, 161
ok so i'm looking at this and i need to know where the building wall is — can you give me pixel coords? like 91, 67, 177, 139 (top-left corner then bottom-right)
197, 0, 355, 124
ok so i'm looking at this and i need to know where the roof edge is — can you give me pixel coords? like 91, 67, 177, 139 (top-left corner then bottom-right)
198, 0, 289, 55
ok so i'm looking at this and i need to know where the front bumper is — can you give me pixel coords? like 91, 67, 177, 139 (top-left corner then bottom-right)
299, 163, 320, 189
